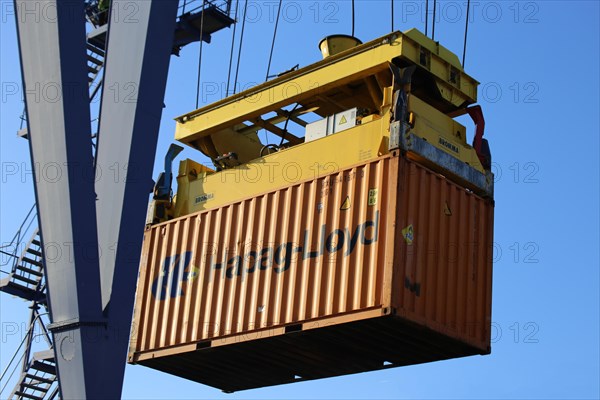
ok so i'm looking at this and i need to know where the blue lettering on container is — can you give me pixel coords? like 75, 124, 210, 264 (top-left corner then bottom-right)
151, 251, 193, 300
152, 212, 380, 299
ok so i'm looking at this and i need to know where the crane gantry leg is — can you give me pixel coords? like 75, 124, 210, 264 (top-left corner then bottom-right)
14, 0, 178, 398
14, 1, 106, 397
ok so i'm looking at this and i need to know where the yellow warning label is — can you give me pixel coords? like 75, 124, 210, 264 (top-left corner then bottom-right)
188, 265, 200, 280
402, 225, 414, 245
340, 196, 351, 210
368, 188, 378, 206
339, 115, 347, 125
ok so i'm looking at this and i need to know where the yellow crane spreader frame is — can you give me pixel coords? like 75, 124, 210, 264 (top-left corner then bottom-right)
175, 29, 478, 144
156, 29, 488, 219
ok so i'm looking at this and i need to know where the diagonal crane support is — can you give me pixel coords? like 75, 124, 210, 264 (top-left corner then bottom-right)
14, 1, 106, 398
93, 0, 179, 396
95, 0, 178, 312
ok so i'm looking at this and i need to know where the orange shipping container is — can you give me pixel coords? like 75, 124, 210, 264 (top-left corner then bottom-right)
128, 152, 494, 393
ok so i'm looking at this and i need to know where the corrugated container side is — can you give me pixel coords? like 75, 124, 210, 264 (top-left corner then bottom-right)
131, 157, 394, 354
129, 153, 494, 392
392, 156, 493, 352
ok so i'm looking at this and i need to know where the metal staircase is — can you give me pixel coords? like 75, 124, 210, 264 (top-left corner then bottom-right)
0, 230, 45, 302
1, 304, 58, 400
0, 207, 56, 399
11, 348, 58, 400
87, 42, 106, 100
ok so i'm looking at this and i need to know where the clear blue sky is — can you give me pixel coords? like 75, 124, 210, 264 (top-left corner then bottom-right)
1, 1, 599, 399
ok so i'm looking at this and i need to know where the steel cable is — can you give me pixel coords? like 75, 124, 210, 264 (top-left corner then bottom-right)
265, 0, 283, 81
226, 0, 240, 97
462, 0, 471, 66
195, 0, 207, 109
233, 0, 249, 94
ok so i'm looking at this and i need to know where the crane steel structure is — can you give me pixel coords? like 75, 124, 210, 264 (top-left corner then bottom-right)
1, 1, 234, 398
2, 1, 493, 398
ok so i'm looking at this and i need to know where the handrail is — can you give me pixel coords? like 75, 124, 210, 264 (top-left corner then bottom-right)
0, 350, 25, 395
178, 0, 232, 16
0, 312, 53, 394
47, 386, 60, 400
37, 311, 53, 347
0, 204, 37, 270
11, 227, 41, 280
0, 204, 36, 250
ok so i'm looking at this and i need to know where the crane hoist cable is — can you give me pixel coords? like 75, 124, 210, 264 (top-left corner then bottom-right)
425, 0, 428, 36
226, 0, 240, 97
265, 0, 283, 81
233, 0, 249, 95
195, 0, 207, 109
432, 0, 437, 40
391, 0, 394, 32
462, 0, 471, 66
351, 0, 355, 37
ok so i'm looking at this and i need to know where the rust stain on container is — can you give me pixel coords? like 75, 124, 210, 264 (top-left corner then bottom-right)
129, 154, 494, 392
